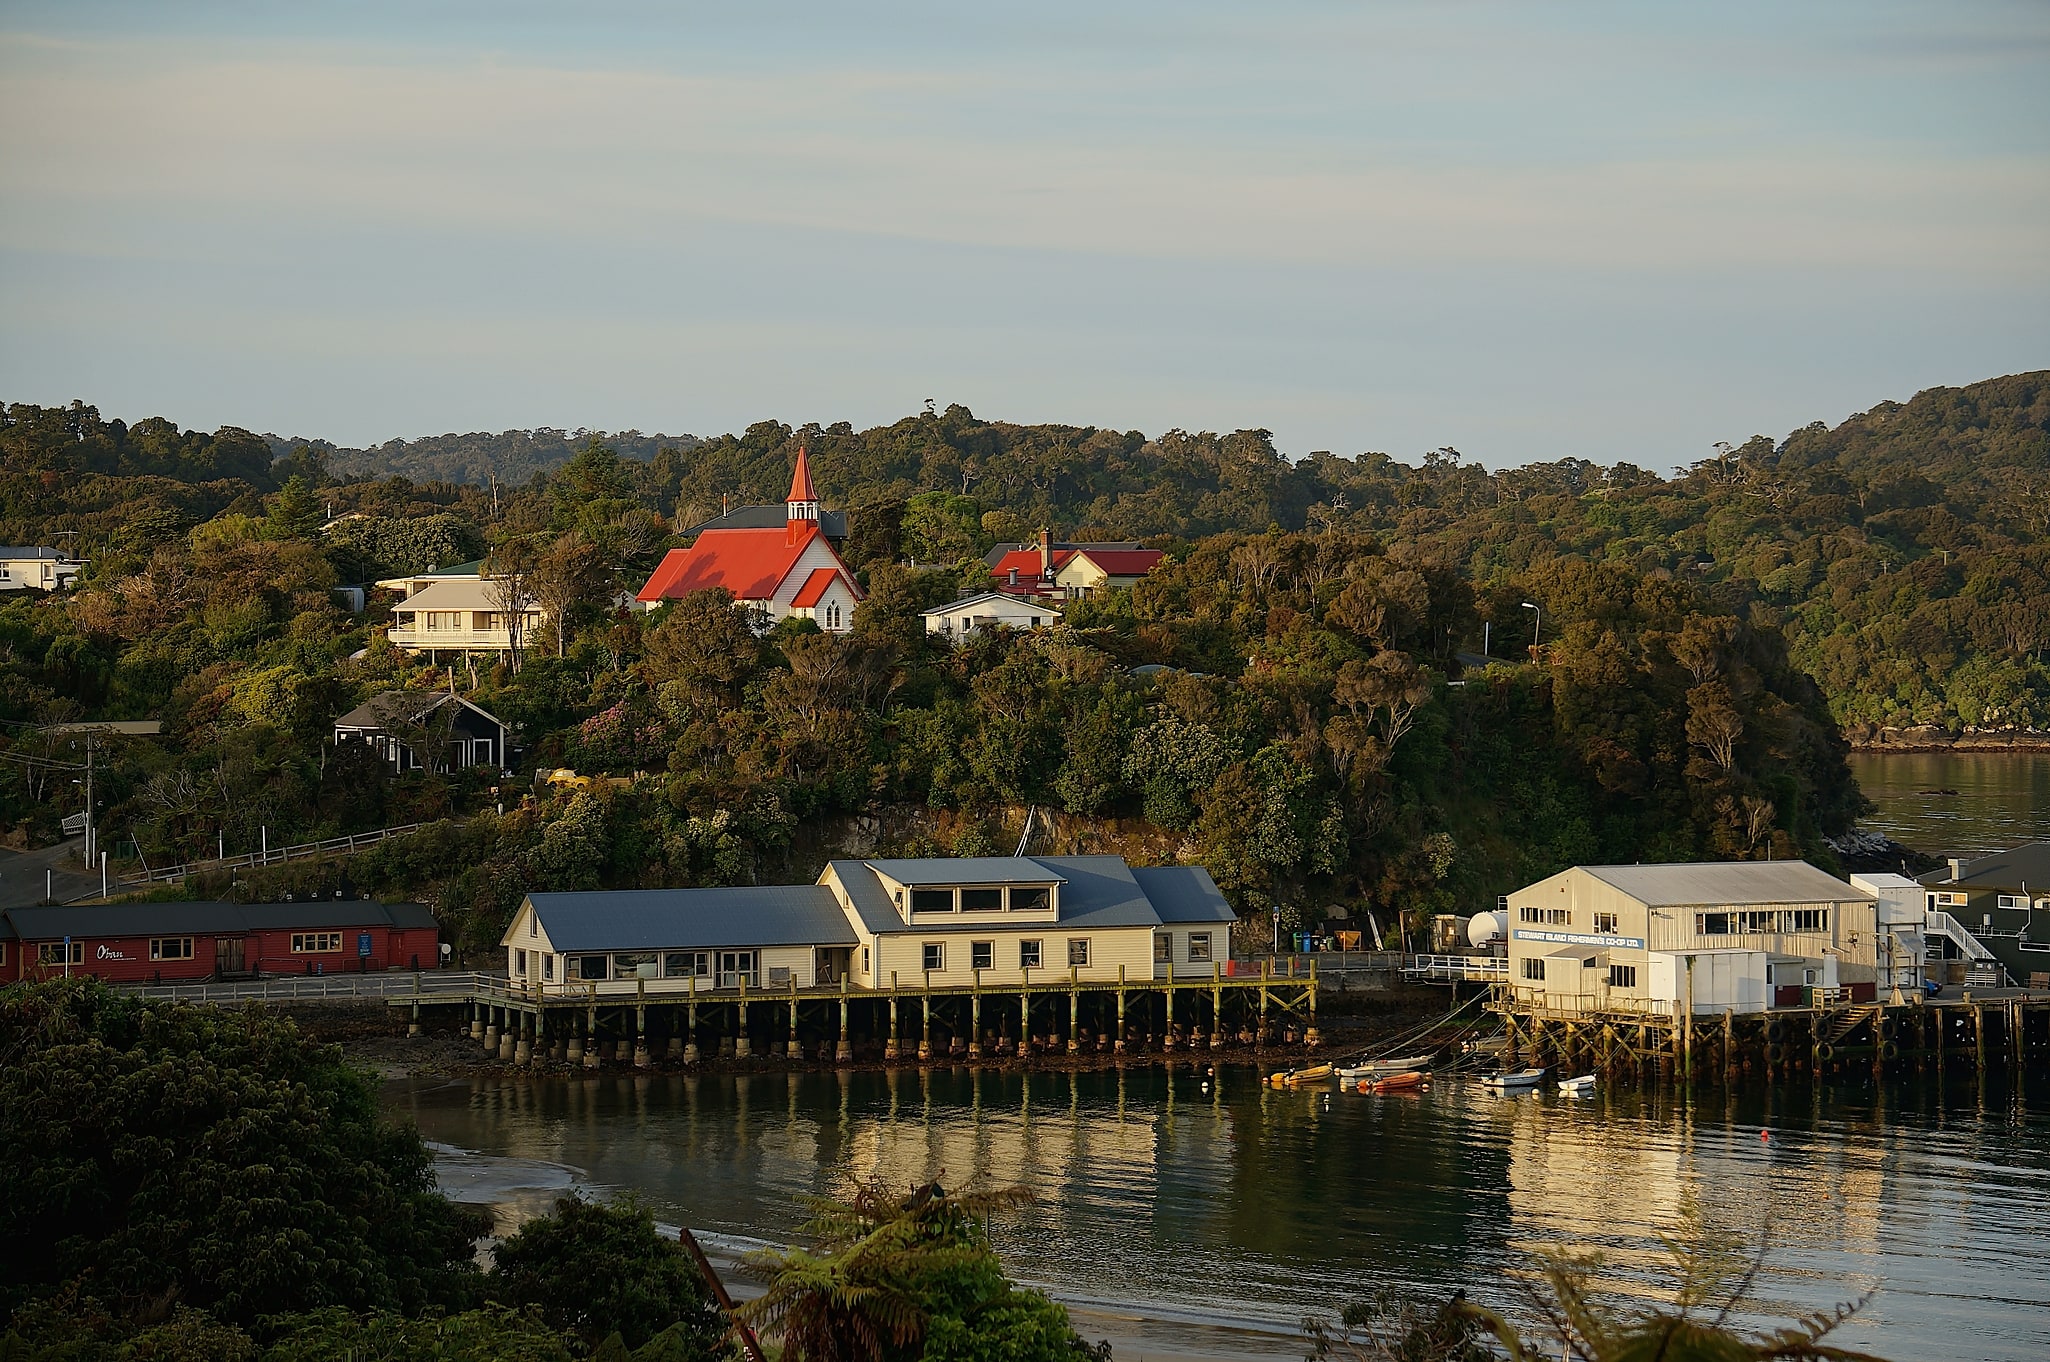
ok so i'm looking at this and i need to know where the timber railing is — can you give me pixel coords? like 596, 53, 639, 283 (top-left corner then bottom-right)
1404, 953, 1509, 982
115, 820, 442, 888
123, 970, 497, 1004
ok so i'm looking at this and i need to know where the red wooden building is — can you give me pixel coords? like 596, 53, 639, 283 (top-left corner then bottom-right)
0, 900, 440, 985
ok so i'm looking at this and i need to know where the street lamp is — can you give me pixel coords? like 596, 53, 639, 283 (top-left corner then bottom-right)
1521, 601, 1541, 647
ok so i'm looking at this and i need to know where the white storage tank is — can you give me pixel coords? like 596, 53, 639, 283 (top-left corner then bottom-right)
1468, 910, 1508, 949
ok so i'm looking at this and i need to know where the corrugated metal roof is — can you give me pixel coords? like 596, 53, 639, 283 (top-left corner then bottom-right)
526, 885, 857, 952
1130, 865, 1237, 923
2, 900, 431, 939
1926, 843, 2050, 890
1578, 861, 1868, 906
864, 857, 1069, 886
827, 862, 906, 934
1035, 855, 1165, 928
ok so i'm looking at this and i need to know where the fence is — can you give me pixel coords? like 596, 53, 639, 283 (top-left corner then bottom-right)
126, 970, 497, 1004
1403, 953, 1509, 983
116, 821, 438, 888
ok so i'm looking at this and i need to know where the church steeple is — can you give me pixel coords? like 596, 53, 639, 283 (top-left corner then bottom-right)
786, 446, 820, 542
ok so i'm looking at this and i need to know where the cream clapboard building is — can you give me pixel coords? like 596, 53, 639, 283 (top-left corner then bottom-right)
501, 855, 1237, 996
1504, 861, 1878, 1017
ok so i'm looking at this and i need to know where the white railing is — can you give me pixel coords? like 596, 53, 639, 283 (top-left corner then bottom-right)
1924, 911, 1999, 962
125, 970, 497, 1003
118, 821, 441, 887
1404, 953, 1509, 982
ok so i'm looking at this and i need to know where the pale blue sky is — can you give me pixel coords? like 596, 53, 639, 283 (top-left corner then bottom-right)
1, 1, 2044, 468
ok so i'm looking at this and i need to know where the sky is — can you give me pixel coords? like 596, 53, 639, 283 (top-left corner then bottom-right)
1, 1, 2045, 470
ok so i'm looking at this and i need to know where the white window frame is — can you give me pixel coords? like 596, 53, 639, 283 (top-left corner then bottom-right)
1067, 938, 1091, 968
1019, 939, 1042, 969
1521, 957, 1546, 981
971, 941, 994, 971
1593, 913, 1619, 935
1154, 933, 1172, 963
922, 942, 945, 972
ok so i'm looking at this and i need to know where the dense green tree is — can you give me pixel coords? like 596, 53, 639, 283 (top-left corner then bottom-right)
488, 1196, 727, 1355
0, 981, 484, 1328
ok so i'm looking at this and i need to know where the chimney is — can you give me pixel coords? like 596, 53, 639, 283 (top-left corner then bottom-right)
1007, 567, 1018, 588
1039, 527, 1053, 578
1948, 858, 1964, 883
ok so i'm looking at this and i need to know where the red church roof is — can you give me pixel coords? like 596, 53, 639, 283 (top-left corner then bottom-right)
638, 524, 824, 603
1073, 548, 1164, 576
789, 567, 844, 608
788, 446, 817, 504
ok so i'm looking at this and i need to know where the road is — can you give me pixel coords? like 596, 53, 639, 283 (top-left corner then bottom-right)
0, 837, 101, 910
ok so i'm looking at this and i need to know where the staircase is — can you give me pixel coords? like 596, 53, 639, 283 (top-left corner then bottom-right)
1823, 1003, 1881, 1048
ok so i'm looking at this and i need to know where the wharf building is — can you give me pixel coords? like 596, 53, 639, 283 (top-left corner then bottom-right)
488, 854, 1317, 1064
0, 899, 440, 984
1502, 860, 1880, 1017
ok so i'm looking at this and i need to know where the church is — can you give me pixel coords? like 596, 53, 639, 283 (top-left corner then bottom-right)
636, 449, 865, 632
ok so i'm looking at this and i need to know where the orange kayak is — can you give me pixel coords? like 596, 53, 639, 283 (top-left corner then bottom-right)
1371, 1071, 1427, 1093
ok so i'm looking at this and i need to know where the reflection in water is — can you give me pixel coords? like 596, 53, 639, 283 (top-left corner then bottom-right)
386, 1067, 2050, 1362
1848, 751, 2050, 856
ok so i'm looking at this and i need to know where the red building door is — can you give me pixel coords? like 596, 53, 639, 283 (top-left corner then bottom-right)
215, 938, 247, 978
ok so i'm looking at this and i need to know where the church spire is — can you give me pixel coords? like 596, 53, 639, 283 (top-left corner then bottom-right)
786, 446, 820, 542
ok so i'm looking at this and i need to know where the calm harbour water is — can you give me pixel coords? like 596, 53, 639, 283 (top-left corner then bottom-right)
1848, 750, 2050, 856
388, 1066, 2050, 1361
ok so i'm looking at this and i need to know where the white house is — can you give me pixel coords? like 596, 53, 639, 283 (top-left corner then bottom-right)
0, 547, 85, 593
921, 592, 1061, 639
1504, 861, 1878, 1017
385, 576, 547, 660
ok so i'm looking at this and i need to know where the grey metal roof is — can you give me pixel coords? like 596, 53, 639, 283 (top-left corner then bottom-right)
918, 592, 1057, 617
0, 547, 78, 560
1032, 856, 1168, 928
334, 690, 501, 731
863, 857, 1069, 887
827, 856, 1233, 934
685, 506, 848, 538
2, 900, 432, 939
1578, 861, 1868, 907
525, 885, 857, 952
1920, 843, 2050, 891
827, 861, 907, 934
1130, 865, 1237, 923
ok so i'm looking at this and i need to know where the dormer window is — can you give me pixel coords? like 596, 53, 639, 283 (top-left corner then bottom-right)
911, 888, 954, 913
961, 888, 1003, 912
1010, 886, 1052, 913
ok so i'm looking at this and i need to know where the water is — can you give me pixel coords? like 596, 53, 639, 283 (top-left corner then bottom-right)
1848, 751, 2050, 857
386, 1067, 2050, 1361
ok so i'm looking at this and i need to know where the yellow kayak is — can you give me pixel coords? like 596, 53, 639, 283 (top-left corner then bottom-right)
1267, 1064, 1335, 1088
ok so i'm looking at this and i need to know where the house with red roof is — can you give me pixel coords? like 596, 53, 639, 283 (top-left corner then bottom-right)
637, 450, 864, 632
985, 530, 1165, 601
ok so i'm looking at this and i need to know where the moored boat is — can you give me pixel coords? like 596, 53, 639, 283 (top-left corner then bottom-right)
1481, 1068, 1547, 1091
1557, 1073, 1596, 1094
1267, 1063, 1335, 1088
1369, 1070, 1427, 1094
1335, 1054, 1433, 1080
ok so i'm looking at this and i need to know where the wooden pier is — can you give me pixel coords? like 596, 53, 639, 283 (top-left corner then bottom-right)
1493, 989, 2050, 1084
431, 960, 1322, 1068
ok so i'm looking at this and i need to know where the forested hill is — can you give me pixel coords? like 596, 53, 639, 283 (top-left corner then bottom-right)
5, 370, 2048, 736
271, 427, 703, 488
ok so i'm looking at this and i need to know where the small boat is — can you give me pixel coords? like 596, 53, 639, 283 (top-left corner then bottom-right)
1267, 1064, 1335, 1088
1481, 1068, 1547, 1091
1335, 1054, 1433, 1080
1556, 1074, 1596, 1094
1369, 1071, 1427, 1094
